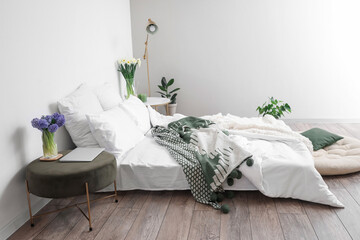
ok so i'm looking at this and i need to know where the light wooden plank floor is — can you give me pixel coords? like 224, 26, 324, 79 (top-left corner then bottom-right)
9, 123, 360, 240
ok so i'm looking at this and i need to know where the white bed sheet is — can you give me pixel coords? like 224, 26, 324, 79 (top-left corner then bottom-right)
102, 134, 256, 191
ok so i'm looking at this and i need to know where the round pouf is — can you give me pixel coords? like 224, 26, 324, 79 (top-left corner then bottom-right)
313, 136, 360, 175
26, 150, 117, 198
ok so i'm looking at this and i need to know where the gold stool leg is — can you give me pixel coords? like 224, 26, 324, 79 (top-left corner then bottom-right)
25, 180, 34, 227
114, 181, 118, 203
85, 182, 92, 231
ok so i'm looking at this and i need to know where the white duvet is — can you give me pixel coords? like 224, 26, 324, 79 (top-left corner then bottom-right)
149, 108, 343, 207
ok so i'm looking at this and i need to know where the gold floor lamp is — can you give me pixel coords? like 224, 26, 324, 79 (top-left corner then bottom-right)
143, 18, 158, 97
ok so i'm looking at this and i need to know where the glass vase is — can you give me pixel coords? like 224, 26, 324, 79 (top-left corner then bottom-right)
42, 130, 58, 158
125, 77, 136, 99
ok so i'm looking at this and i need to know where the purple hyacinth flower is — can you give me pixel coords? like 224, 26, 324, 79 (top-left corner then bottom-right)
56, 114, 65, 127
52, 112, 60, 120
48, 124, 59, 133
38, 119, 49, 129
44, 115, 53, 123
31, 118, 40, 129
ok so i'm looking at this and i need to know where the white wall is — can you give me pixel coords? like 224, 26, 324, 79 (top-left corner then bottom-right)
130, 0, 360, 120
0, 0, 133, 238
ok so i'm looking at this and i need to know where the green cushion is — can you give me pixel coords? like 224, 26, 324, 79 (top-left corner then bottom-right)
26, 150, 117, 198
301, 128, 343, 151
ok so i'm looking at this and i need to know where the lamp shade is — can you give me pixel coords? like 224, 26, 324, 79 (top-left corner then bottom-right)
146, 18, 158, 34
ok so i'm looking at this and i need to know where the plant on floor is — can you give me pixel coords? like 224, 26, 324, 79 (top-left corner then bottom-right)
157, 77, 180, 104
256, 97, 291, 119
31, 113, 65, 158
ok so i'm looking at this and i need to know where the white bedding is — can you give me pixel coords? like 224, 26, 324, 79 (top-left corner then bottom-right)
102, 134, 256, 191
103, 107, 343, 207
204, 114, 343, 207
144, 109, 343, 207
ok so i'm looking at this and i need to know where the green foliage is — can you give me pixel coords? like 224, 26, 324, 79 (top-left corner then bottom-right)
117, 61, 140, 99
256, 97, 291, 119
157, 77, 180, 104
117, 62, 139, 81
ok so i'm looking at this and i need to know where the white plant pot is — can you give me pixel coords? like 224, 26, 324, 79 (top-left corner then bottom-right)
168, 103, 177, 116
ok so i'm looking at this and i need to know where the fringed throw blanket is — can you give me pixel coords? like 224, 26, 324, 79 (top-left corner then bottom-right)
151, 117, 254, 210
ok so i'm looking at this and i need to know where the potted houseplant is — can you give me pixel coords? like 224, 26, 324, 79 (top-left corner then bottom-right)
157, 77, 180, 116
117, 58, 141, 99
256, 97, 291, 119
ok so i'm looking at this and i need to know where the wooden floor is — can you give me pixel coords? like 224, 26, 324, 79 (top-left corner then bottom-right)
9, 123, 360, 240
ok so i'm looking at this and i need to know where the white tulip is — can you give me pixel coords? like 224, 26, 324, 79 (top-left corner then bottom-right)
118, 57, 142, 66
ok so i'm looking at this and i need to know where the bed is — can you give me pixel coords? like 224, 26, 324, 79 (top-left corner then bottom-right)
104, 134, 256, 191
58, 82, 344, 208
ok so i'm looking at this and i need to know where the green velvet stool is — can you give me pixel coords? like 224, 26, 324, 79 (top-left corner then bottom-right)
25, 150, 118, 231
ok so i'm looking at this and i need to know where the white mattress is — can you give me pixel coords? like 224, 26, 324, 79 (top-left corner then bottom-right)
103, 135, 257, 191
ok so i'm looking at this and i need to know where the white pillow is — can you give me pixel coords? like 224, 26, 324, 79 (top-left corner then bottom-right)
119, 96, 151, 134
86, 107, 144, 157
58, 85, 103, 147
93, 82, 123, 111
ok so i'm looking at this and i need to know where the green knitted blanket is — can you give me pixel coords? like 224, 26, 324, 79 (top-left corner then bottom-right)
152, 117, 253, 209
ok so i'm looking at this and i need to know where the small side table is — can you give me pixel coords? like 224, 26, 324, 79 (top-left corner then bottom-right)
144, 97, 171, 115
25, 150, 118, 231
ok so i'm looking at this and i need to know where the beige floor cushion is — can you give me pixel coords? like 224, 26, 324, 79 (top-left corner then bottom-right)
313, 136, 360, 175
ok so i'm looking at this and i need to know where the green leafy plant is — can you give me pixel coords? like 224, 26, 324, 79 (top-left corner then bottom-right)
157, 77, 180, 104
256, 97, 291, 119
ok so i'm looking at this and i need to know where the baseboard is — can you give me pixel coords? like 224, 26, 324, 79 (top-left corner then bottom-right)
0, 198, 51, 240
283, 119, 360, 123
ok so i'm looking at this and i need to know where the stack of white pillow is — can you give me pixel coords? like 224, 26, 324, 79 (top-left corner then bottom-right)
58, 83, 151, 158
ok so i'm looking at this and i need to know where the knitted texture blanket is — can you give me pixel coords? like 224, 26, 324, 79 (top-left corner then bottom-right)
152, 117, 253, 209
